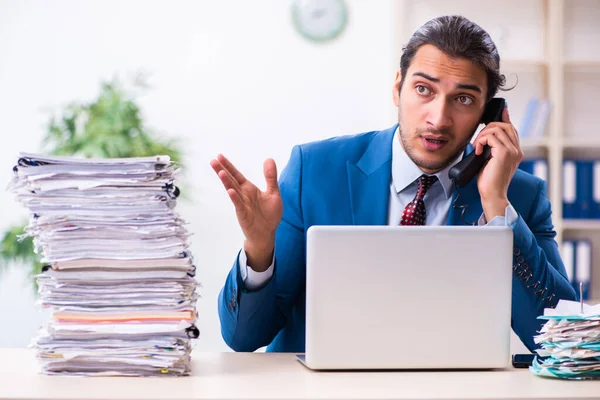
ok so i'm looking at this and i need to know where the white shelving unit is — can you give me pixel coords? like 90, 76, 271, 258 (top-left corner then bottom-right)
395, 0, 600, 302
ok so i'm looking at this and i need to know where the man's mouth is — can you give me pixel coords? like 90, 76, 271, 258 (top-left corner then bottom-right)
421, 136, 449, 151
425, 138, 446, 144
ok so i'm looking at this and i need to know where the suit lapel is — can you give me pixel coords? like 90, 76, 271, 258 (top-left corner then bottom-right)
347, 126, 396, 225
446, 144, 483, 226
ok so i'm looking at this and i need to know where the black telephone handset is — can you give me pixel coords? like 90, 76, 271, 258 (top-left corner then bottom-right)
448, 97, 506, 188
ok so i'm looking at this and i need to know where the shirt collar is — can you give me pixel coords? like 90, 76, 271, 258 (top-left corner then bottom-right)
391, 126, 463, 199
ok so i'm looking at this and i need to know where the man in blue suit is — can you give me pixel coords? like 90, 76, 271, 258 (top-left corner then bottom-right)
211, 15, 577, 353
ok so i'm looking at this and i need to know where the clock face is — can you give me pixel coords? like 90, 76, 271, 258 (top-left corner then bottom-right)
292, 0, 348, 42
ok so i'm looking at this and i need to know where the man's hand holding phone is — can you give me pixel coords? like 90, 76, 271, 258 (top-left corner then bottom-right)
210, 154, 282, 272
473, 105, 524, 221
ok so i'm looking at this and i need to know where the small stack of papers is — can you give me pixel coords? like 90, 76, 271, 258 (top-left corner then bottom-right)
8, 153, 199, 376
531, 299, 600, 380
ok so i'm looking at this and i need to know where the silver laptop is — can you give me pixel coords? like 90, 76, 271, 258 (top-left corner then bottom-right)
299, 225, 513, 370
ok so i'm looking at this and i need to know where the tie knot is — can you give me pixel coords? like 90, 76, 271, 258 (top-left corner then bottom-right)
417, 174, 437, 199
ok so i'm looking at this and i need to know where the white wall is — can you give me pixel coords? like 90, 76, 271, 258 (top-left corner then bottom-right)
0, 0, 399, 350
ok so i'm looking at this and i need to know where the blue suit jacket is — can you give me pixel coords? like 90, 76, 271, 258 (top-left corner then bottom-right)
218, 125, 577, 352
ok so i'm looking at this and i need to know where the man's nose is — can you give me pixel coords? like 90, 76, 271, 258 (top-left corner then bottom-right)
426, 98, 452, 130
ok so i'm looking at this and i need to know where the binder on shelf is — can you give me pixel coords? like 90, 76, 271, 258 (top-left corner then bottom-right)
518, 160, 532, 174
561, 240, 576, 293
517, 97, 551, 138
577, 160, 594, 219
594, 161, 600, 219
562, 160, 577, 219
518, 98, 538, 138
529, 99, 552, 138
518, 158, 548, 182
575, 240, 592, 301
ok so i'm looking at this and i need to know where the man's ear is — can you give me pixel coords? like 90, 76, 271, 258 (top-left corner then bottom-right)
392, 69, 402, 107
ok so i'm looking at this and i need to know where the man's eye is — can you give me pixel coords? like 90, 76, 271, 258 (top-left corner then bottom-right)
457, 96, 473, 105
416, 85, 430, 95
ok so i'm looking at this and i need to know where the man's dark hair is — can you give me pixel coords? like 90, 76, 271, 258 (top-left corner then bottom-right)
400, 15, 506, 103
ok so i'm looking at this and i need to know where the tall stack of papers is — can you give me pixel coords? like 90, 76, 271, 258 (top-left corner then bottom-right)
8, 153, 199, 376
531, 299, 600, 380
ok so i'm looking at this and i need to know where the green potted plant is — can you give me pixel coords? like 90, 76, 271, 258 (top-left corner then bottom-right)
1, 75, 185, 278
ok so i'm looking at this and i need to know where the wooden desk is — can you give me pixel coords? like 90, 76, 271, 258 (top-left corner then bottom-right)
1, 348, 599, 400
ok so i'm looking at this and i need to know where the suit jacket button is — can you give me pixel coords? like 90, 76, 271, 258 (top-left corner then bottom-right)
517, 255, 525, 263
513, 248, 521, 256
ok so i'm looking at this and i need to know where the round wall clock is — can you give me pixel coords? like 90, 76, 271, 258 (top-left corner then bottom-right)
292, 0, 348, 43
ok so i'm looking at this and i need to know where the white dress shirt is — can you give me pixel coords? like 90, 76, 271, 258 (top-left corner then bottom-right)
239, 127, 518, 290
